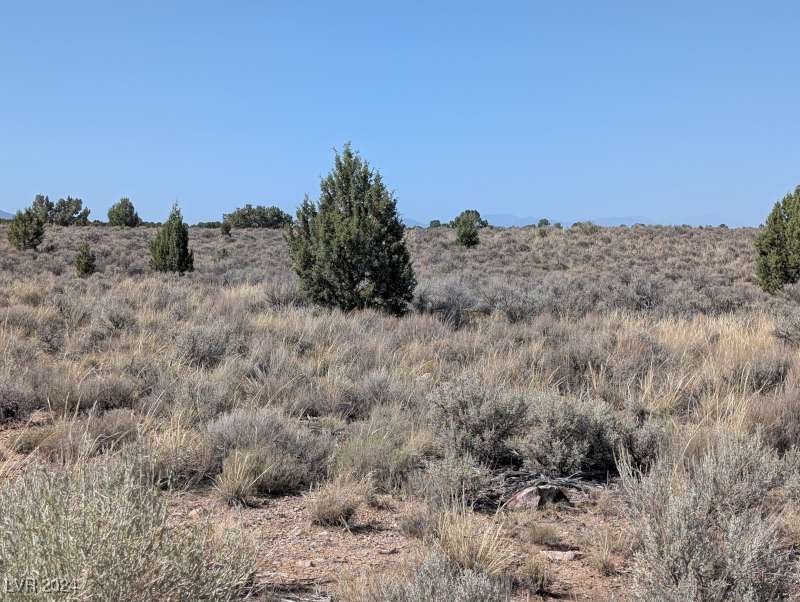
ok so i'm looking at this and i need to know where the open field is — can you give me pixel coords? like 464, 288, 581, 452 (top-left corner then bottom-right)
2, 223, 800, 601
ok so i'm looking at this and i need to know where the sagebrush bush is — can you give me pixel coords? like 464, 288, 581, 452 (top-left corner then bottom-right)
176, 322, 232, 368
412, 453, 496, 510
337, 550, 512, 602
620, 431, 794, 601
517, 394, 622, 477
0, 461, 254, 601
334, 405, 430, 490
207, 407, 332, 485
428, 379, 527, 468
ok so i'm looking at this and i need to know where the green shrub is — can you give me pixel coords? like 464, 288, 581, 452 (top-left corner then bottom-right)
220, 221, 232, 237
285, 144, 416, 315
150, 204, 194, 273
517, 394, 621, 477
223, 204, 291, 228
108, 197, 142, 227
428, 379, 527, 468
7, 208, 45, 250
620, 432, 793, 601
0, 461, 254, 601
74, 242, 96, 277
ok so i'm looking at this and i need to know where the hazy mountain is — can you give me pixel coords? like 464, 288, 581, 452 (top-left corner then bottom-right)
0, 210, 13, 220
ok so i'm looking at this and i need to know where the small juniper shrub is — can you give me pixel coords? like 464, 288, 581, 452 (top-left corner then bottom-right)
74, 242, 96, 277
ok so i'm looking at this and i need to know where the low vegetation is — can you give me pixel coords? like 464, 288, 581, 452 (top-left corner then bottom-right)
2, 173, 800, 600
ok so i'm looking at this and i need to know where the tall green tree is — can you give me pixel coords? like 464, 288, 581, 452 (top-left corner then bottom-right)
7, 208, 45, 251
756, 186, 800, 293
285, 144, 416, 315
108, 198, 142, 227
31, 194, 53, 224
50, 197, 90, 226
150, 204, 194, 273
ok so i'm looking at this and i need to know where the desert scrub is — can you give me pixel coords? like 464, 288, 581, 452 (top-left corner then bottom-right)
428, 378, 527, 468
333, 404, 432, 490
516, 394, 623, 477
620, 431, 794, 601
337, 550, 512, 602
431, 505, 517, 578
207, 407, 332, 485
0, 461, 254, 601
215, 444, 307, 505
308, 477, 369, 527
410, 452, 497, 510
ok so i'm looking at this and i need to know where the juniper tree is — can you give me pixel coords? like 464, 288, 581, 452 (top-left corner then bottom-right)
108, 198, 142, 227
452, 210, 484, 247
756, 186, 800, 293
285, 144, 416, 315
149, 204, 194, 273
7, 208, 45, 251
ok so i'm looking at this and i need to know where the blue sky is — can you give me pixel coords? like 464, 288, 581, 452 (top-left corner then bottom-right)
1, 1, 798, 226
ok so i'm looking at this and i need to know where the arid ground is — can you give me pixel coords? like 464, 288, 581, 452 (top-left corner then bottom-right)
1, 223, 799, 601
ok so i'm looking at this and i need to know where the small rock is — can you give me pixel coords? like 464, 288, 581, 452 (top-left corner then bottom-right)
378, 547, 399, 555
295, 559, 315, 568
507, 485, 571, 510
540, 550, 582, 561
187, 508, 201, 519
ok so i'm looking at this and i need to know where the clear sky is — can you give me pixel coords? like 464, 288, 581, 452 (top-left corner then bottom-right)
1, 1, 798, 226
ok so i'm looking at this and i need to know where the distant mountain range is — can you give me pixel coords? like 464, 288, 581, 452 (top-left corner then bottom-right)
0, 210, 12, 220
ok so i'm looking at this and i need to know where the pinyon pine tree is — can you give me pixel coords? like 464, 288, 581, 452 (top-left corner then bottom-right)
285, 144, 416, 315
755, 186, 800, 293
150, 204, 194, 273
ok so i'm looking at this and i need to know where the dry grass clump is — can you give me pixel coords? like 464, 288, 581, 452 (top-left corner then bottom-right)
0, 460, 255, 601
308, 477, 371, 527
431, 505, 517, 578
620, 430, 796, 601
337, 550, 513, 602
215, 444, 307, 505
333, 404, 432, 490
